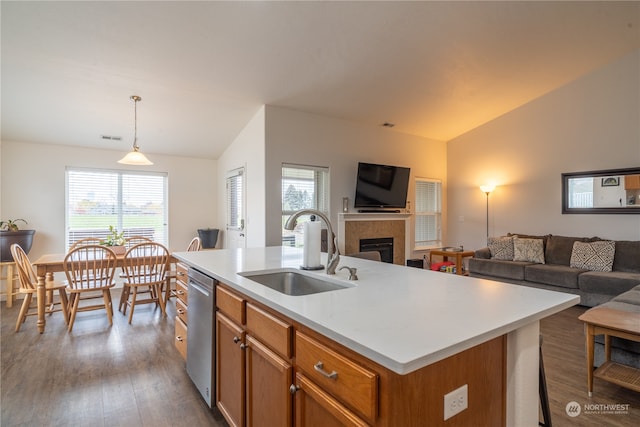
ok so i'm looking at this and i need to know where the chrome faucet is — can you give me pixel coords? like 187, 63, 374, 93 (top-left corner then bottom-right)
284, 209, 340, 275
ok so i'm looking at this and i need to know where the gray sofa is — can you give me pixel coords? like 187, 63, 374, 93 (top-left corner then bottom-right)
468, 234, 640, 307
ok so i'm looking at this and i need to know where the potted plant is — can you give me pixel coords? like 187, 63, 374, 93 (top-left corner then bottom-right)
100, 225, 126, 255
0, 219, 36, 262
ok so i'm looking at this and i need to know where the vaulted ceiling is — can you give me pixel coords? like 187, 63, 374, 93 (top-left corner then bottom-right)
2, 1, 639, 159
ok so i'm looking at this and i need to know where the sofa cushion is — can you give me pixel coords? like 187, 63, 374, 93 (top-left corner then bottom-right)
468, 258, 530, 281
612, 240, 640, 273
513, 237, 545, 264
578, 271, 640, 296
488, 236, 514, 260
544, 235, 594, 266
524, 264, 584, 289
508, 233, 551, 251
570, 240, 615, 272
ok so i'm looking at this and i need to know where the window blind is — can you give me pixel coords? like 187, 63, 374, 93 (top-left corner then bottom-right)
415, 178, 442, 248
226, 167, 244, 230
66, 168, 168, 250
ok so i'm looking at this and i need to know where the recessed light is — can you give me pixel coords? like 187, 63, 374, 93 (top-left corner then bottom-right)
381, 122, 395, 128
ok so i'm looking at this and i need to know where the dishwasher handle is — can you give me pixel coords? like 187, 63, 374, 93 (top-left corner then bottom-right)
189, 280, 212, 296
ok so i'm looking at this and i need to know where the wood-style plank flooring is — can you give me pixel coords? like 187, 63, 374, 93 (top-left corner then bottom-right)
1, 292, 639, 426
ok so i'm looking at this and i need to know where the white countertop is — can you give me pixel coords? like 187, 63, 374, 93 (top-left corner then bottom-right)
174, 246, 579, 375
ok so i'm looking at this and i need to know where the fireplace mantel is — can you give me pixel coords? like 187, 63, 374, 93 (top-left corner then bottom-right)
337, 213, 412, 264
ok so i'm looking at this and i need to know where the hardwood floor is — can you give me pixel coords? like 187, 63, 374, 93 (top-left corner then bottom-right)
540, 305, 640, 427
1, 289, 228, 427
1, 293, 638, 426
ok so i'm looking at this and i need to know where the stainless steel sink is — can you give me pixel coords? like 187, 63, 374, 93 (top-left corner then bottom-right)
240, 269, 351, 296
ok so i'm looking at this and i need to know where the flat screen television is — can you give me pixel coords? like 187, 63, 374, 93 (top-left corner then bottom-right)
354, 162, 411, 209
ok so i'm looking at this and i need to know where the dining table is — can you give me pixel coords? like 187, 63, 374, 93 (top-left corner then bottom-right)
31, 252, 176, 333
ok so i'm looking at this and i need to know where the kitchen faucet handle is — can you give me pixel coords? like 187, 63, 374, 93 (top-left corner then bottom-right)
339, 266, 358, 281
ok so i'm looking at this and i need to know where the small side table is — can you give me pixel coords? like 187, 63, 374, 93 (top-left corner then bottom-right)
0, 261, 18, 308
578, 306, 640, 396
429, 249, 475, 275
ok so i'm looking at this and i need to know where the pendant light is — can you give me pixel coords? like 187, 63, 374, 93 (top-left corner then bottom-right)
118, 95, 153, 165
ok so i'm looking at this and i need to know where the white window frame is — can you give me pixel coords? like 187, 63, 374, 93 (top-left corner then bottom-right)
226, 167, 245, 231
281, 163, 330, 246
65, 167, 168, 250
414, 177, 442, 250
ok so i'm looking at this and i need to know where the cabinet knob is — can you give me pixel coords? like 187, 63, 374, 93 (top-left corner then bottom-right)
176, 336, 183, 342
240, 343, 249, 350
233, 336, 241, 344
177, 309, 185, 315
289, 384, 300, 395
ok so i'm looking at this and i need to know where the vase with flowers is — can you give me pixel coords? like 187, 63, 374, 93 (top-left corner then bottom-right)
100, 225, 126, 255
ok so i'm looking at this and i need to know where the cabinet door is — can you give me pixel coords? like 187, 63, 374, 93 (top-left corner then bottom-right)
216, 312, 245, 427
246, 335, 293, 427
294, 373, 369, 427
625, 174, 640, 190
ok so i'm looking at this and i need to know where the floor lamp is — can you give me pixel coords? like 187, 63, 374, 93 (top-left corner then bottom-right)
480, 184, 495, 243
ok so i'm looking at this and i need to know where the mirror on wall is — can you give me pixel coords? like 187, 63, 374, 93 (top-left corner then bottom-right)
562, 167, 640, 214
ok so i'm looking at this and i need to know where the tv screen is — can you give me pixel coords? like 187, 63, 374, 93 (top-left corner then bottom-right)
354, 162, 410, 209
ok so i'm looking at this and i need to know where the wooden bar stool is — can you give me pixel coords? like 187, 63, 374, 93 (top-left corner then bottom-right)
1, 261, 19, 308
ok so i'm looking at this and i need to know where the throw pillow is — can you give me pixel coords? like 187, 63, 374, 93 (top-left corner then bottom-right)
513, 237, 545, 264
570, 241, 616, 272
488, 236, 514, 260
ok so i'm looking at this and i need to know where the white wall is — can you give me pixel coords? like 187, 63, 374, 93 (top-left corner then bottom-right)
216, 106, 267, 248
447, 49, 640, 250
263, 105, 447, 258
0, 140, 217, 259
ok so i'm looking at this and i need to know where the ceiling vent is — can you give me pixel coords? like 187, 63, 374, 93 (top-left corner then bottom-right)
101, 135, 122, 141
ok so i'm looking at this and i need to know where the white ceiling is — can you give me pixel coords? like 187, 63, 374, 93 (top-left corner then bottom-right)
2, 1, 639, 160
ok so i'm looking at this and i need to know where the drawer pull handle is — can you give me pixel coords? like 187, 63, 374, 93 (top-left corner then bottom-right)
176, 336, 183, 342
177, 309, 185, 314
176, 290, 185, 295
177, 271, 185, 277
314, 361, 338, 380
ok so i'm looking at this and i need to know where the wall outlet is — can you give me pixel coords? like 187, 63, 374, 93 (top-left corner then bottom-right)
444, 384, 468, 420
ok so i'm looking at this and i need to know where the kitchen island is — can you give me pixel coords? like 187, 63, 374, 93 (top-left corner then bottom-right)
174, 246, 579, 426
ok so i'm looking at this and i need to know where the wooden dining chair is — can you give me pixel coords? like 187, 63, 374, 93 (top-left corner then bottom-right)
10, 244, 69, 332
164, 236, 201, 304
125, 235, 153, 249
120, 242, 170, 324
69, 237, 103, 250
64, 245, 117, 332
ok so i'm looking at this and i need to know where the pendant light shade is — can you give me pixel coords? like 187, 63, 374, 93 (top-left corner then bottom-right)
118, 95, 153, 165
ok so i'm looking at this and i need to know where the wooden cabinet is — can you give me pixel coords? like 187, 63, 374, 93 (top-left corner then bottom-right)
294, 332, 378, 424
294, 372, 368, 427
211, 282, 505, 427
173, 262, 189, 359
625, 174, 640, 190
215, 284, 294, 427
216, 311, 246, 427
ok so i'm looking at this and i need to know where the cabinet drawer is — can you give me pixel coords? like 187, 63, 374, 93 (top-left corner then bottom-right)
175, 317, 187, 360
176, 280, 188, 305
295, 332, 378, 422
216, 285, 245, 325
176, 298, 188, 325
246, 303, 292, 359
175, 262, 189, 286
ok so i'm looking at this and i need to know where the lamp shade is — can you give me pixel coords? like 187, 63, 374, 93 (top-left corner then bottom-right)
118, 150, 153, 166
480, 184, 495, 194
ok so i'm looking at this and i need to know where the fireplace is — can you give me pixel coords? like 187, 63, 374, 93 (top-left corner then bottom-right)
338, 213, 410, 265
359, 237, 394, 263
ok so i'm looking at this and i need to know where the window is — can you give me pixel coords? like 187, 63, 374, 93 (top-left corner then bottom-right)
66, 168, 168, 250
226, 167, 244, 231
282, 164, 329, 246
415, 178, 442, 249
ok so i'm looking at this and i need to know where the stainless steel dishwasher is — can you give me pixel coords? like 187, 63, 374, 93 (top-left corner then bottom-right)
186, 267, 215, 408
